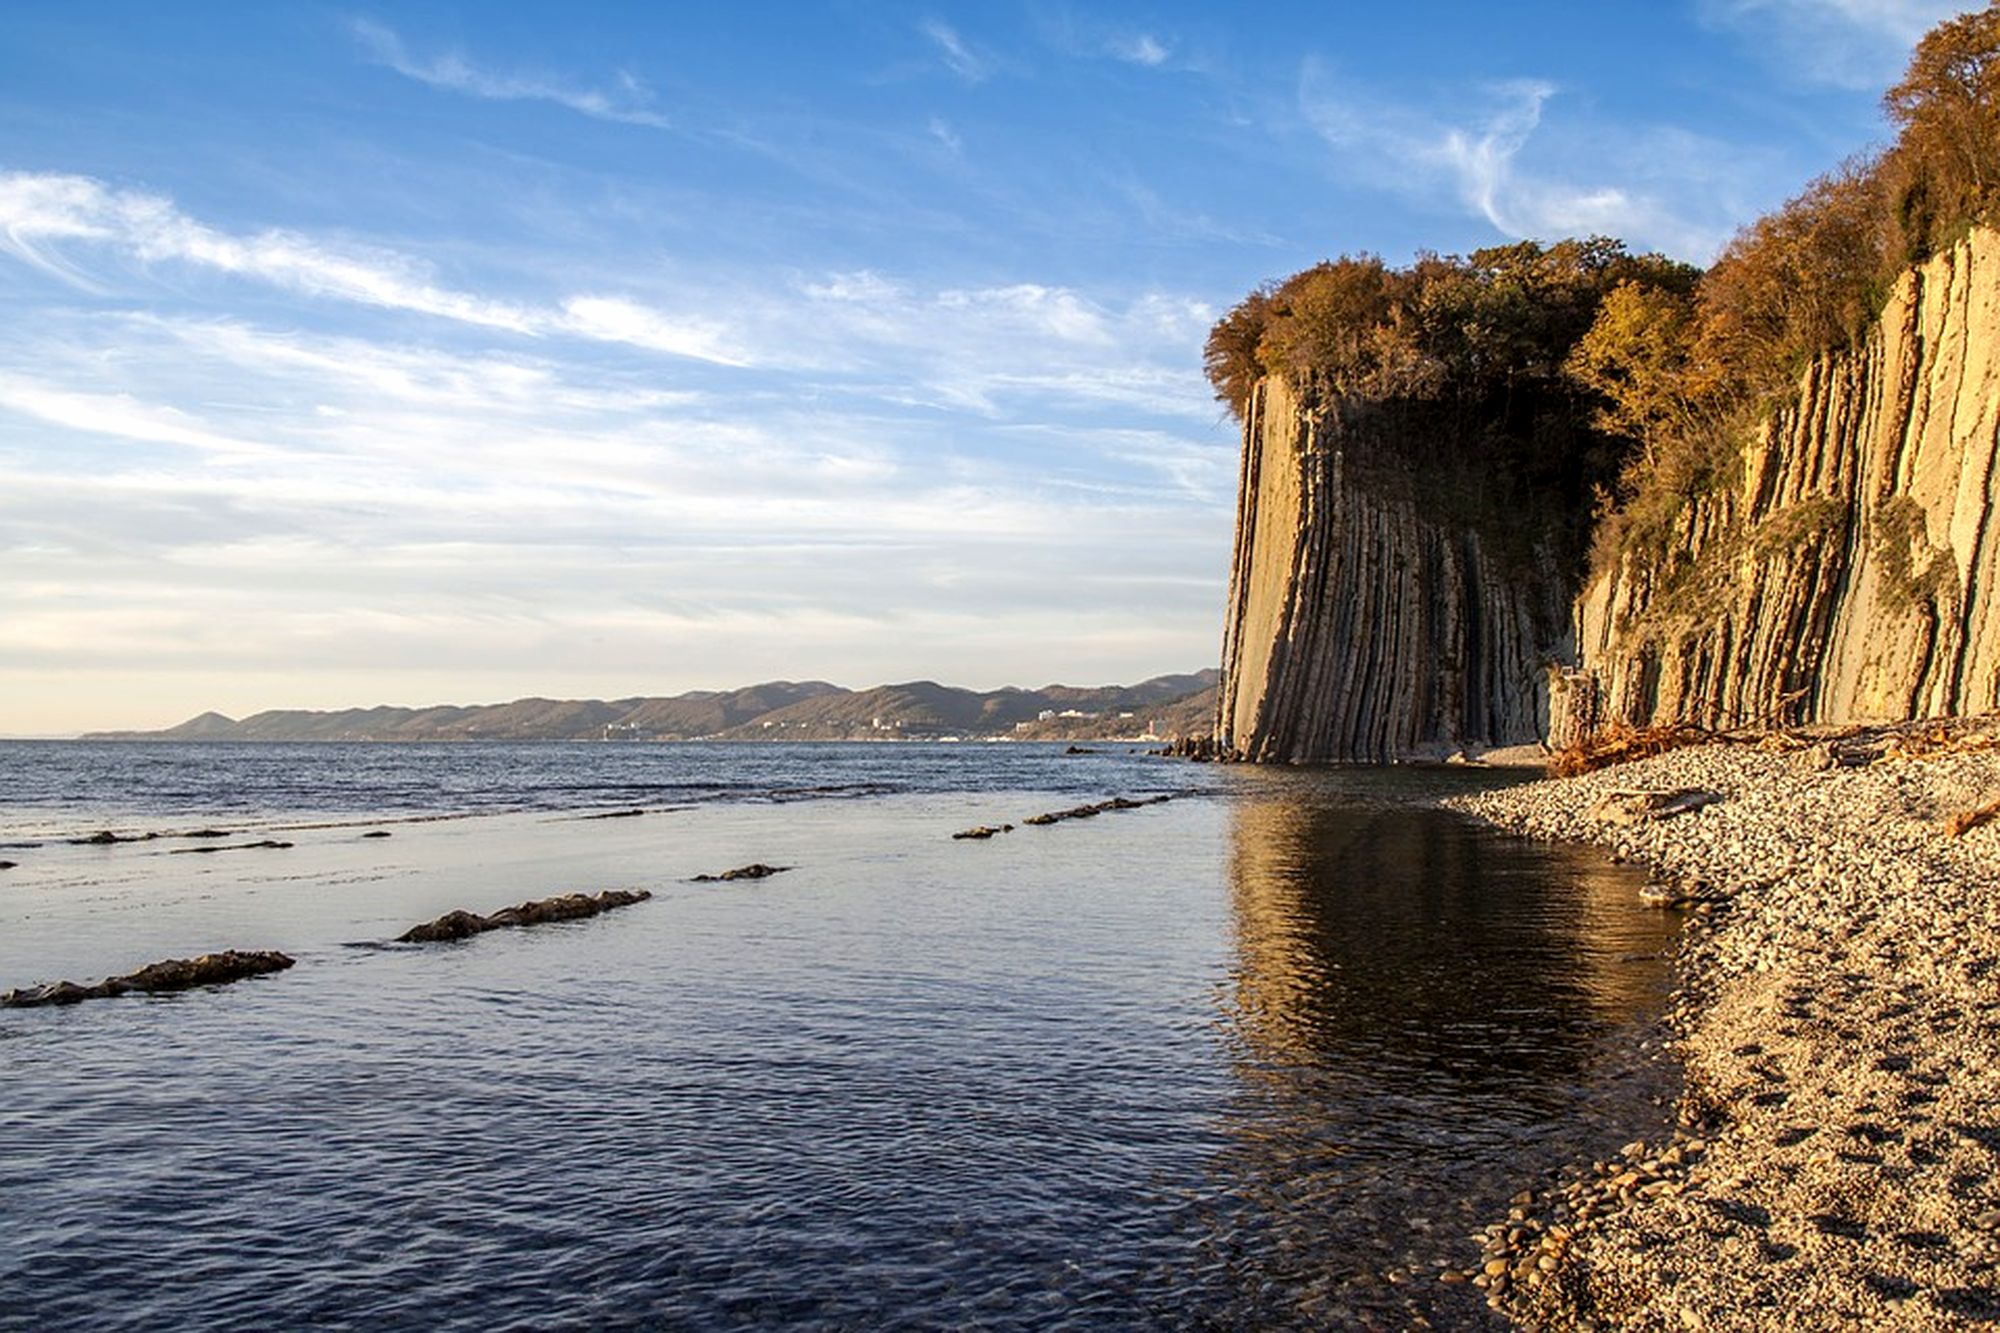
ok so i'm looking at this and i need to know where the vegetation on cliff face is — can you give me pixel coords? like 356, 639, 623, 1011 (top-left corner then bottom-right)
1206, 3, 2000, 584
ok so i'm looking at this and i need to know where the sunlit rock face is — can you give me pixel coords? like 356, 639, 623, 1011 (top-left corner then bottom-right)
1217, 230, 2000, 757
1576, 228, 2000, 729
1215, 375, 1575, 763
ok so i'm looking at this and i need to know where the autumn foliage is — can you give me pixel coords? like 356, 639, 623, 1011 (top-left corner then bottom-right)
1205, 4, 2000, 578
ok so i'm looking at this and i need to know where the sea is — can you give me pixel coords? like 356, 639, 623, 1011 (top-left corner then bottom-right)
0, 741, 1678, 1329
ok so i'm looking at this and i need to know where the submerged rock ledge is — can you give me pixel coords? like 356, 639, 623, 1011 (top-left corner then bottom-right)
1445, 727, 2000, 1327
3, 950, 296, 1007
397, 889, 653, 943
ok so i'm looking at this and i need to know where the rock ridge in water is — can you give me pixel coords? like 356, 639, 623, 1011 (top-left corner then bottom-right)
689, 864, 790, 882
3, 951, 296, 1007
396, 889, 652, 942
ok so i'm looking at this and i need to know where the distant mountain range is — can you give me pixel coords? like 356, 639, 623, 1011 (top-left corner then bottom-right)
88, 672, 1221, 743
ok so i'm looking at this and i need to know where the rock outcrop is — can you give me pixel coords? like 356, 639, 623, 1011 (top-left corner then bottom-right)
1216, 231, 2000, 758
396, 889, 652, 943
3, 951, 295, 1007
1573, 228, 2000, 730
689, 864, 789, 882
1215, 376, 1575, 762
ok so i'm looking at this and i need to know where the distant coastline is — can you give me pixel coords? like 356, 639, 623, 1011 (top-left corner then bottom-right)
81, 671, 1219, 745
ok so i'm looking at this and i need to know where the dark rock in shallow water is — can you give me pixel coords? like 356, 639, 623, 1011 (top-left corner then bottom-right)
181, 829, 235, 839
396, 889, 652, 943
69, 830, 159, 846
0, 861, 14, 870
400, 909, 490, 942
361, 830, 393, 839
1022, 795, 1174, 826
2, 950, 295, 1007
952, 824, 1014, 840
582, 809, 646, 820
167, 840, 294, 855
691, 863, 791, 882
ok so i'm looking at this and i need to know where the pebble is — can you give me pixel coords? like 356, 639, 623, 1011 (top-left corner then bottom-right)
1442, 727, 2000, 1327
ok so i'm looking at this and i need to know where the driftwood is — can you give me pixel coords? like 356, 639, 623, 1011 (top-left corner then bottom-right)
397, 889, 653, 943
3, 950, 295, 1007
1945, 798, 2000, 838
1550, 724, 1726, 778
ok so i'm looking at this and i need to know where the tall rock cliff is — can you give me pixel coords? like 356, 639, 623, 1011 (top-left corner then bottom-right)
1573, 227, 2000, 729
1215, 376, 1576, 762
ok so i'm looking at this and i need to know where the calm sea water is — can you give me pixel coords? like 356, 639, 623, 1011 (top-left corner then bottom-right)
0, 743, 1677, 1329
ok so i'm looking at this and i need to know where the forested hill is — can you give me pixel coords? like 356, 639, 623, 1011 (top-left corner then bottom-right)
87, 672, 1220, 742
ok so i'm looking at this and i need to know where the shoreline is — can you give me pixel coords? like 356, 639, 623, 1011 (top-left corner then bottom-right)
1444, 722, 2000, 1328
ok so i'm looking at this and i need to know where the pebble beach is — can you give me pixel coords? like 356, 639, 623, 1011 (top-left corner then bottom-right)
1447, 723, 2000, 1329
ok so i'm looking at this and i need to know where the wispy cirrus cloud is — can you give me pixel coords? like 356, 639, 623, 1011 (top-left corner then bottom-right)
921, 19, 989, 82
0, 306, 1230, 726
1107, 33, 1170, 67
0, 172, 750, 365
0, 161, 1238, 729
1698, 0, 1966, 88
351, 18, 672, 127
1298, 63, 1766, 260
927, 115, 964, 156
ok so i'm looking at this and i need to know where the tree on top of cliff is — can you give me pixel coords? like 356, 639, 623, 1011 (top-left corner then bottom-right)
1570, 4, 2000, 577
1884, 2, 2000, 256
1201, 239, 1695, 421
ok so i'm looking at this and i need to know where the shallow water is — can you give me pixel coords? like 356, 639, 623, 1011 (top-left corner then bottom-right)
0, 744, 1676, 1329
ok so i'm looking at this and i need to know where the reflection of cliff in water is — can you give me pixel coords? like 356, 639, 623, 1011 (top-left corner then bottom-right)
1226, 780, 1674, 1098
1196, 772, 1680, 1324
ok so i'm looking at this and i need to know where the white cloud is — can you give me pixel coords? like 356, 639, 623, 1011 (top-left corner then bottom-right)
1299, 64, 1757, 259
927, 115, 963, 156
935, 283, 1112, 344
1108, 34, 1170, 67
921, 19, 988, 82
1701, 0, 1966, 87
0, 172, 750, 364
0, 160, 1238, 730
0, 374, 278, 462
556, 296, 746, 365
351, 18, 672, 127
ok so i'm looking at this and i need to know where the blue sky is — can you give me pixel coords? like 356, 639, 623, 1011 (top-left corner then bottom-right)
0, 0, 1968, 731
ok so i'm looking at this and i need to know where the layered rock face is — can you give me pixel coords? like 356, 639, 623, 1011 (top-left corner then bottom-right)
1576, 228, 2000, 729
1216, 377, 1575, 762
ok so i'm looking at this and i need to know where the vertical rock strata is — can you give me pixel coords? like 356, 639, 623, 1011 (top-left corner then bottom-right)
1217, 377, 1573, 762
1218, 230, 2000, 759
1578, 228, 2000, 728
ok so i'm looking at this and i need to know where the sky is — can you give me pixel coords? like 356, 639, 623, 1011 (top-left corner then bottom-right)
0, 0, 1972, 732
